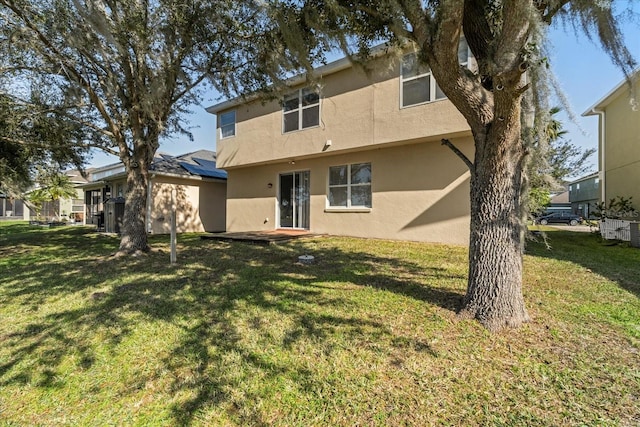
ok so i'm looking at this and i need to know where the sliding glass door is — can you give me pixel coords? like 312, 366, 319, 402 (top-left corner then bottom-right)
279, 171, 310, 229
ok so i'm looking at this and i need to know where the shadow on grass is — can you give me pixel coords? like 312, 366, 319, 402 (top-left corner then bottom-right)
162, 239, 465, 425
526, 229, 640, 298
0, 226, 466, 425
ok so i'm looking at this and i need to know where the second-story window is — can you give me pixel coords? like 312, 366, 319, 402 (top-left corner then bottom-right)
401, 53, 445, 107
283, 88, 320, 133
219, 110, 236, 139
401, 38, 470, 108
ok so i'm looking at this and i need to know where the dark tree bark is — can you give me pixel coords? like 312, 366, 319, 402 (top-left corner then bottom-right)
459, 91, 530, 330
119, 162, 150, 254
115, 134, 158, 254
425, 0, 532, 330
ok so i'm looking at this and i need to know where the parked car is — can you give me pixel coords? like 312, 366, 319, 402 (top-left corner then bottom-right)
536, 212, 584, 226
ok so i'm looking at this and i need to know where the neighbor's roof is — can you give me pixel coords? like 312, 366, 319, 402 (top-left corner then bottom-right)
65, 169, 89, 185
583, 68, 640, 115
568, 172, 599, 184
80, 149, 227, 186
550, 190, 569, 204
151, 150, 227, 180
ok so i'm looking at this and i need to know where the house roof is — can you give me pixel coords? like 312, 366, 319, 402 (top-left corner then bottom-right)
583, 68, 640, 115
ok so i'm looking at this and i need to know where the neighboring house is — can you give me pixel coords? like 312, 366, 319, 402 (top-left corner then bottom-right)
30, 169, 87, 222
1, 170, 86, 223
207, 43, 476, 245
0, 193, 28, 221
568, 173, 600, 219
584, 70, 640, 211
79, 150, 227, 234
81, 163, 124, 228
59, 170, 88, 223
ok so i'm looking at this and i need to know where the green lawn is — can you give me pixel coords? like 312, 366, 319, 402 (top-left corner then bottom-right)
1, 221, 639, 426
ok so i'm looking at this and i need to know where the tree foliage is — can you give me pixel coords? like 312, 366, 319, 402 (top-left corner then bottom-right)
0, 92, 87, 195
594, 196, 637, 220
548, 139, 596, 182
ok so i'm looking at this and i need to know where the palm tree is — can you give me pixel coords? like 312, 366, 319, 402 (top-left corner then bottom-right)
545, 106, 568, 142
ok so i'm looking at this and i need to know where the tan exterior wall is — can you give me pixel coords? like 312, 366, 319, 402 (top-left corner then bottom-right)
149, 177, 226, 234
58, 188, 84, 221
226, 137, 473, 245
603, 84, 640, 206
198, 181, 227, 232
217, 57, 470, 169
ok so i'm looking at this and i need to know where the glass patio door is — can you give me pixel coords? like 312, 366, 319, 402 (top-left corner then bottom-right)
279, 171, 310, 229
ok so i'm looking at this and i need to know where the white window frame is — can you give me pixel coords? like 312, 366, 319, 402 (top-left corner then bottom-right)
326, 162, 372, 211
400, 53, 444, 108
282, 88, 320, 133
400, 38, 470, 108
219, 110, 236, 139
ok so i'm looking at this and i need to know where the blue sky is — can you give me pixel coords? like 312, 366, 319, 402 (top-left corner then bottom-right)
89, 14, 640, 174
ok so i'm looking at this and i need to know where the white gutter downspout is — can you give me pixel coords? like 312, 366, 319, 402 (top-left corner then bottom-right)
589, 108, 606, 203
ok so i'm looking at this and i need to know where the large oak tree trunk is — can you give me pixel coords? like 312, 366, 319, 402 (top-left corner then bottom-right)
118, 165, 150, 254
459, 94, 530, 331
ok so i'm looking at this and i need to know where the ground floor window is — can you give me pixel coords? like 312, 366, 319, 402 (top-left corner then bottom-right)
328, 162, 372, 208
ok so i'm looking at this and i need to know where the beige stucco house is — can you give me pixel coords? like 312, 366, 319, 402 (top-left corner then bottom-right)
584, 70, 640, 209
80, 150, 227, 234
207, 44, 475, 245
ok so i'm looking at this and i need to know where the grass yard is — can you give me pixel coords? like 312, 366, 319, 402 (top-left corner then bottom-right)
0, 222, 639, 426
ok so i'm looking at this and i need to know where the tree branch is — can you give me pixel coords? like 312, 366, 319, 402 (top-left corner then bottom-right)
0, 0, 125, 144
495, 0, 533, 75
442, 138, 475, 171
0, 135, 119, 156
536, 0, 571, 23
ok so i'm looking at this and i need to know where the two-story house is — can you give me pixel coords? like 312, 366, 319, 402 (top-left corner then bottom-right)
584, 70, 640, 211
568, 172, 600, 219
207, 44, 475, 245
